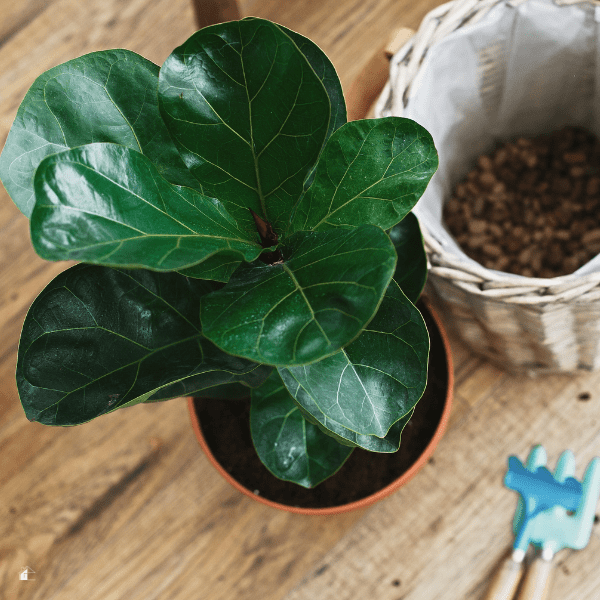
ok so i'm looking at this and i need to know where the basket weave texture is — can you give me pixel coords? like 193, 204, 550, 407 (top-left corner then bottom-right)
375, 0, 600, 374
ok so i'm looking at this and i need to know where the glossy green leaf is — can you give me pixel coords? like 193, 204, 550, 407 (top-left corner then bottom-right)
276, 24, 346, 195
0, 49, 198, 218
17, 264, 271, 425
290, 117, 438, 233
389, 212, 428, 303
201, 225, 397, 366
250, 370, 352, 487
148, 379, 261, 403
276, 24, 346, 145
158, 17, 330, 233
279, 279, 428, 438
177, 251, 243, 283
292, 394, 414, 452
31, 144, 263, 271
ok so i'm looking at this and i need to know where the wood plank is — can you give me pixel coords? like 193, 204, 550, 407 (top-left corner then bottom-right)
1, 401, 180, 598
1, 398, 366, 600
6, 1, 599, 600
0, 0, 56, 49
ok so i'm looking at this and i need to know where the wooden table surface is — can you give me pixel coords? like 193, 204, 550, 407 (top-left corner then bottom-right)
2, 0, 600, 599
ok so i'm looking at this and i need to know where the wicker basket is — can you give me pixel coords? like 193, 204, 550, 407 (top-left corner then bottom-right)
375, 0, 600, 375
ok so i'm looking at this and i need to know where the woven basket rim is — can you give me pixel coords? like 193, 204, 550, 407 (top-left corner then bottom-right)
376, 0, 600, 305
423, 228, 600, 304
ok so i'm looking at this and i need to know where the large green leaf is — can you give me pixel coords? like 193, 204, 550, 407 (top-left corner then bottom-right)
276, 24, 346, 195
276, 24, 346, 147
177, 251, 245, 283
389, 212, 428, 303
0, 49, 198, 218
290, 117, 438, 233
30, 143, 263, 271
158, 17, 330, 233
290, 392, 414, 452
279, 279, 428, 438
250, 370, 352, 488
145, 375, 266, 403
201, 225, 397, 366
17, 264, 271, 425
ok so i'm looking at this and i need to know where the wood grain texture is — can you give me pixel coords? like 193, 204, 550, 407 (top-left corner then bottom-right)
482, 554, 523, 600
1, 1, 600, 600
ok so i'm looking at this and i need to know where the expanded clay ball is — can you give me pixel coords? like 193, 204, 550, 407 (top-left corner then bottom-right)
444, 126, 600, 278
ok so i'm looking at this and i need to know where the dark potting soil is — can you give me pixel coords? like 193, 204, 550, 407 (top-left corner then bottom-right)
193, 301, 449, 509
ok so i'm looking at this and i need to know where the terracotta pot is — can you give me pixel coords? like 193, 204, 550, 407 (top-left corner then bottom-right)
188, 298, 453, 515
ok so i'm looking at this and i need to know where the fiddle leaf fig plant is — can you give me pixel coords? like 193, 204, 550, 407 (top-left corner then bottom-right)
1, 17, 438, 489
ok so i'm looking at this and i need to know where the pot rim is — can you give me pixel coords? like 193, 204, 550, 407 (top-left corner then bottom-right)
188, 296, 453, 515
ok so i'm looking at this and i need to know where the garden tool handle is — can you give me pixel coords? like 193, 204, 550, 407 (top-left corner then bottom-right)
517, 555, 553, 600
484, 555, 524, 600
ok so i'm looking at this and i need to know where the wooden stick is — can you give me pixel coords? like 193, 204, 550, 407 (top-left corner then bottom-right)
191, 0, 240, 30
517, 555, 554, 600
483, 551, 525, 600
345, 27, 414, 121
